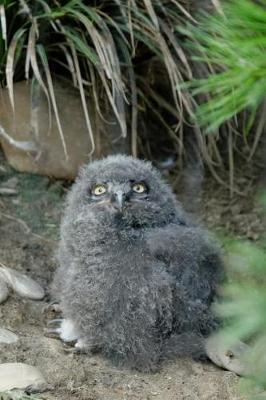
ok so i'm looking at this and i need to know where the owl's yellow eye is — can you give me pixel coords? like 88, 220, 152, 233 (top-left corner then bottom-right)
132, 182, 147, 194
92, 184, 107, 196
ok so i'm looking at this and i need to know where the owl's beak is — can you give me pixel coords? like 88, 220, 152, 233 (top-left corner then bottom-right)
111, 191, 126, 212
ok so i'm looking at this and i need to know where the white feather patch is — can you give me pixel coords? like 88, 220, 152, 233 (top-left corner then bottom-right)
59, 319, 80, 342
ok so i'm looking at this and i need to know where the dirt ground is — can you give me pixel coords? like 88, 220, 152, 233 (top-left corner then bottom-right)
0, 150, 264, 400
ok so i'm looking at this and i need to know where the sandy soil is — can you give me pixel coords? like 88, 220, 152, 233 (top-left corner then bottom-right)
0, 151, 263, 400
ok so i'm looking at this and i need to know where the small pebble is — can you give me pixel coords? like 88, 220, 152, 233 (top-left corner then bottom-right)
0, 265, 45, 300
0, 328, 18, 344
205, 333, 250, 376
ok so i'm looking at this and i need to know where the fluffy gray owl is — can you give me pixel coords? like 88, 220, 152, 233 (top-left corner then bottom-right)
52, 155, 224, 371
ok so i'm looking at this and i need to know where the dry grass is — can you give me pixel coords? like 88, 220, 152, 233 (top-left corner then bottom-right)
0, 0, 263, 194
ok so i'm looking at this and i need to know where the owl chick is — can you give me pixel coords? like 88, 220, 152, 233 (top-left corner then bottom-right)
52, 155, 224, 371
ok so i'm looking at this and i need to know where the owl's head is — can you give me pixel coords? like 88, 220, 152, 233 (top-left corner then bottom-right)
66, 155, 186, 228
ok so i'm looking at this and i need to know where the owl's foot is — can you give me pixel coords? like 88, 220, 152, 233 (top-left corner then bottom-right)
44, 319, 63, 338
63, 338, 90, 354
63, 345, 82, 354
47, 318, 63, 326
45, 318, 81, 343
42, 301, 61, 314
64, 338, 101, 355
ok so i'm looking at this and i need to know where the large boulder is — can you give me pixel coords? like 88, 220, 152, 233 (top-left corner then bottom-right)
0, 81, 129, 179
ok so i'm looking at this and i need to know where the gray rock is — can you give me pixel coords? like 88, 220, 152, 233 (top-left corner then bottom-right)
0, 81, 129, 180
0, 363, 46, 391
0, 328, 18, 344
0, 265, 45, 300
205, 333, 250, 376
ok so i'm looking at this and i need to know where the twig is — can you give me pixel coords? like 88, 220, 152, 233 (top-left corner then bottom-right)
0, 125, 37, 152
0, 188, 18, 195
0, 211, 56, 243
0, 211, 31, 233
210, 0, 224, 15
228, 128, 234, 199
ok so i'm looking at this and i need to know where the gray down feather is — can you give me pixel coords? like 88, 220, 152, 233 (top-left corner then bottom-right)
52, 155, 224, 371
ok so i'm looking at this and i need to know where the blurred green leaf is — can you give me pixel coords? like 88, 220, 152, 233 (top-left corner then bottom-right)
218, 197, 266, 398
183, 0, 266, 132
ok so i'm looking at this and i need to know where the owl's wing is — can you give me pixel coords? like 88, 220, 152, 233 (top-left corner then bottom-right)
146, 224, 224, 334
147, 224, 224, 290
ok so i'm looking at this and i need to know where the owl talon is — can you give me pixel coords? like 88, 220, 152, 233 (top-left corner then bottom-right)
42, 301, 61, 314
47, 318, 64, 327
63, 344, 82, 354
43, 327, 61, 339
45, 318, 81, 343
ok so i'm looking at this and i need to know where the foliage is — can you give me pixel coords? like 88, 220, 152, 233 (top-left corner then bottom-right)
184, 0, 266, 133
218, 195, 266, 399
0, 0, 199, 159
0, 0, 254, 186
0, 0, 263, 191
